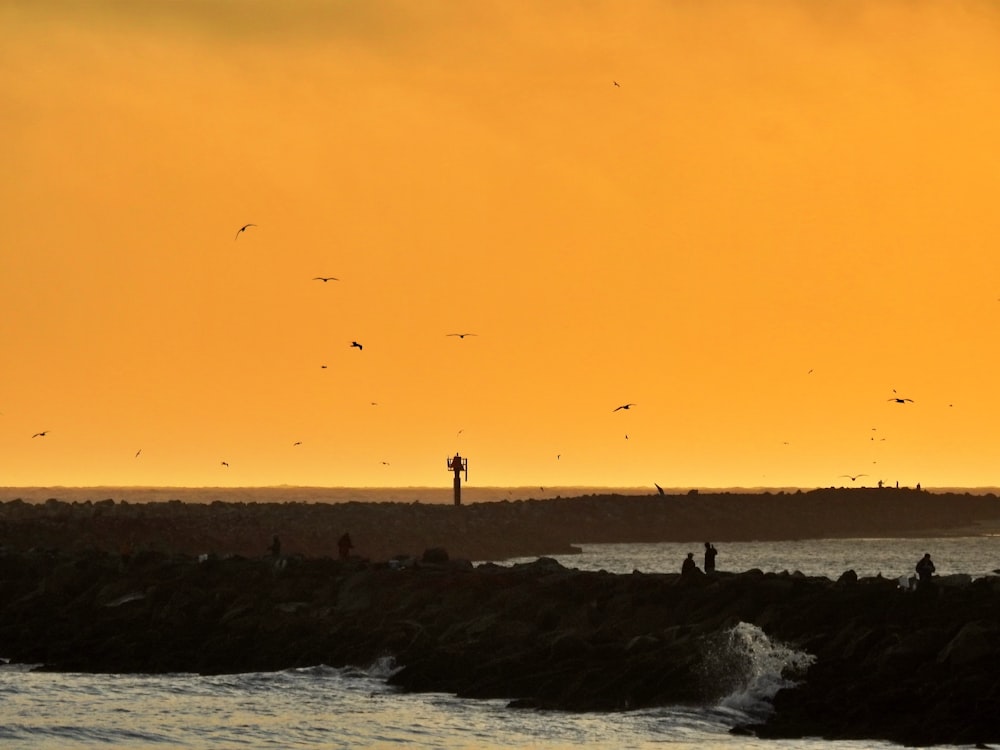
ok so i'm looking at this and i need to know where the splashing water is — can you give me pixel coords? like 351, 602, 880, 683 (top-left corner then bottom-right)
701, 622, 815, 720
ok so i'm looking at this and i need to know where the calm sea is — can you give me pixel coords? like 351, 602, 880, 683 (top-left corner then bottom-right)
1, 488, 997, 749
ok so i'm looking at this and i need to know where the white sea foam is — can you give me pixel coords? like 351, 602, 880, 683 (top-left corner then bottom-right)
701, 622, 815, 720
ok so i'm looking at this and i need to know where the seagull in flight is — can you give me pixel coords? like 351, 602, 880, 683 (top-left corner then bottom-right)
613, 403, 636, 412
840, 474, 868, 482
447, 333, 477, 339
135, 449, 142, 458
32, 430, 48, 438
313, 276, 339, 282
293, 441, 302, 447
613, 80, 621, 88
350, 341, 363, 350
234, 223, 256, 240
888, 396, 914, 404
221, 461, 229, 467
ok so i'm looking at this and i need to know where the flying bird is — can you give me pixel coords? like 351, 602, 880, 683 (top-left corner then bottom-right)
32, 431, 48, 438
350, 341, 363, 350
447, 333, 477, 339
888, 396, 914, 404
613, 80, 621, 87
234, 223, 256, 240
313, 276, 339, 282
840, 474, 868, 482
221, 461, 229, 467
293, 441, 302, 447
135, 449, 142, 458
613, 404, 636, 411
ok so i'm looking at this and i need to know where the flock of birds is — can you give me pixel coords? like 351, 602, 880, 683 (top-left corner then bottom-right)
24, 209, 930, 489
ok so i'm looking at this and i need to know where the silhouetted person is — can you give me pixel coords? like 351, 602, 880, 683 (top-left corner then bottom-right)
681, 552, 700, 577
916, 552, 935, 591
338, 532, 353, 560
268, 535, 281, 557
704, 542, 718, 573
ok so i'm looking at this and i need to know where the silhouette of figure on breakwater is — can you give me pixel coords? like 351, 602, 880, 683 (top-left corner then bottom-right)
916, 552, 935, 591
268, 535, 281, 557
338, 532, 353, 560
704, 542, 717, 573
681, 552, 700, 577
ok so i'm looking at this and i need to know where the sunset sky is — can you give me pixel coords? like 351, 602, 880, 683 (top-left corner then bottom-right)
4, 1, 1000, 491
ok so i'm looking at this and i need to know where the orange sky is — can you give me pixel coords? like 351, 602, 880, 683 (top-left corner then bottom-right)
3, 1, 1000, 490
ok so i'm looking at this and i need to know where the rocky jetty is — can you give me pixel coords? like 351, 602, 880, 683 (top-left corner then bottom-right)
3, 491, 1000, 746
2, 547, 999, 747
2, 488, 999, 561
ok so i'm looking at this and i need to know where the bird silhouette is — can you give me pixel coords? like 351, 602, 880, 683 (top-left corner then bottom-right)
313, 277, 339, 282
293, 441, 302, 447
613, 80, 621, 87
221, 461, 229, 467
32, 431, 48, 438
888, 396, 914, 404
234, 223, 256, 240
447, 333, 477, 339
350, 341, 363, 350
613, 404, 636, 411
135, 449, 142, 458
840, 474, 868, 482
654, 483, 665, 496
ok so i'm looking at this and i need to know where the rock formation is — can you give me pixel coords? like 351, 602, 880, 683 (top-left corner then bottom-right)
1, 547, 999, 747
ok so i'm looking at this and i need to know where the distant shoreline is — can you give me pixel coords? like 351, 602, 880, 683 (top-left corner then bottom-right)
3, 487, 1000, 562
3, 484, 1000, 505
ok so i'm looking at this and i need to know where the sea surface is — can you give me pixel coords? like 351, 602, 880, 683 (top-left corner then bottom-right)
1, 488, 998, 749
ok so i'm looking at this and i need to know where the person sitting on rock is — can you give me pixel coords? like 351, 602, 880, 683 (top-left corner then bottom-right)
681, 552, 700, 576
916, 552, 935, 589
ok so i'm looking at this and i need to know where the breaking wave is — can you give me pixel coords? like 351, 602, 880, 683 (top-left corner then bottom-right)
702, 621, 815, 721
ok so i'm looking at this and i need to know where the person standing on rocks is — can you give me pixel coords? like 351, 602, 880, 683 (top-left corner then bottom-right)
916, 552, 935, 590
268, 535, 281, 558
704, 542, 718, 573
338, 532, 353, 560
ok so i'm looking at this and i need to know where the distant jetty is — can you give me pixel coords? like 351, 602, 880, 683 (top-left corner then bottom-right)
2, 488, 999, 561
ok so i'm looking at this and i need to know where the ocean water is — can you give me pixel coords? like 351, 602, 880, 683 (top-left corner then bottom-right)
3, 537, 998, 749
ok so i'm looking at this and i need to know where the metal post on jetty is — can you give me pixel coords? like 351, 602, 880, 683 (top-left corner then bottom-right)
447, 452, 468, 506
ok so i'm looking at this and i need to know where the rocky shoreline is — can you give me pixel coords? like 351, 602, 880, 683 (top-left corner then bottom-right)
1, 548, 999, 746
3, 490, 1000, 746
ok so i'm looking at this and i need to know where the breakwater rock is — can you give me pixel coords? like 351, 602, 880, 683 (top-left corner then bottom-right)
2, 488, 999, 562
2, 549, 999, 746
